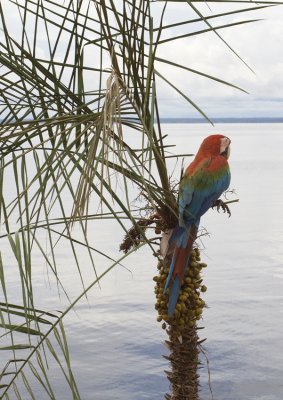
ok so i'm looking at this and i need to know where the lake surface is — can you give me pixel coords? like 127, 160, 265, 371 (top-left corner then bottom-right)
1, 123, 283, 400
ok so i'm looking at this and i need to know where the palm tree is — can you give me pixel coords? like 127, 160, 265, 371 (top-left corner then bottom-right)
0, 1, 277, 399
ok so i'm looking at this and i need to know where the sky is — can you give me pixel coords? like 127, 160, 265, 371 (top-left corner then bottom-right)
153, 2, 283, 118
1, 1, 283, 119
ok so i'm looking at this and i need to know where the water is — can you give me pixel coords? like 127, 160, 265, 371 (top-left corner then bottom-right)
1, 123, 283, 399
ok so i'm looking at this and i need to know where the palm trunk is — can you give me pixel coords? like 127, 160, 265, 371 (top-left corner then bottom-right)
164, 325, 200, 400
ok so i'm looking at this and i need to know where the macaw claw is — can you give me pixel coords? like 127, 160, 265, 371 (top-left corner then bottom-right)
212, 199, 231, 217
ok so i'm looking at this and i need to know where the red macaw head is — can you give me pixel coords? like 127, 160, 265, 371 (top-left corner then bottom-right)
197, 134, 231, 159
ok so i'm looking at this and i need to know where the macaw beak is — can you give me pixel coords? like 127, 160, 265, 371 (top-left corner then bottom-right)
220, 138, 231, 159
220, 146, 230, 158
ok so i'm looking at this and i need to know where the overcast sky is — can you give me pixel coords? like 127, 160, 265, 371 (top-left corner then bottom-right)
152, 2, 283, 118
2, 1, 283, 119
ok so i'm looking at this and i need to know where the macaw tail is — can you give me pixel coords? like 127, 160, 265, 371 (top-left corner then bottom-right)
164, 224, 197, 317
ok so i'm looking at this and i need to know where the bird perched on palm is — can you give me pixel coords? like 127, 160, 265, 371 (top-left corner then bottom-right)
163, 134, 231, 317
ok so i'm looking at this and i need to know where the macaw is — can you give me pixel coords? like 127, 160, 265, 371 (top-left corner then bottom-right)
163, 134, 231, 317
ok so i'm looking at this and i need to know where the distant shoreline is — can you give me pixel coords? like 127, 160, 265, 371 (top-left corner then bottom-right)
160, 117, 283, 124
2, 117, 283, 125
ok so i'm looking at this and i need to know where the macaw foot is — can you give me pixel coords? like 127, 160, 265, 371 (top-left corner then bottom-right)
212, 199, 231, 217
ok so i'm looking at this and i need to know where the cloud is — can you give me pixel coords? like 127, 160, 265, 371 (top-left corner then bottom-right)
153, 4, 283, 117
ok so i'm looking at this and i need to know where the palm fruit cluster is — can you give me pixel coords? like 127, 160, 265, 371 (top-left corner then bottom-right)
154, 247, 207, 339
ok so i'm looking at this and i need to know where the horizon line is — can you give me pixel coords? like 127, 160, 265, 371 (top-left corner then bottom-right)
159, 117, 283, 123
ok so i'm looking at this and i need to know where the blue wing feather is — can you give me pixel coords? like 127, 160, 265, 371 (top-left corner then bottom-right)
180, 163, 230, 225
